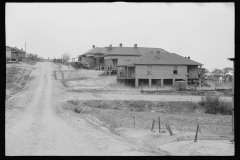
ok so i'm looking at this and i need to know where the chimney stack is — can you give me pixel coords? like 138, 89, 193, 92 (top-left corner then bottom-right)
156, 51, 160, 59
134, 44, 137, 48
119, 43, 122, 47
93, 45, 95, 48
109, 44, 112, 50
188, 56, 190, 59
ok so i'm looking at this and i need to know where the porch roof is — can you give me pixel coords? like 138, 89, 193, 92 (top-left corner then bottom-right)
117, 58, 139, 67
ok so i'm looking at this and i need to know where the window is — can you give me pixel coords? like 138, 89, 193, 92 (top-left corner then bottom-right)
147, 66, 152, 74
173, 66, 178, 74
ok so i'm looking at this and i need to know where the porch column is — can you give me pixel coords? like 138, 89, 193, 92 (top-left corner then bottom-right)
149, 79, 152, 87
186, 78, 188, 88
199, 78, 202, 87
173, 78, 175, 88
135, 78, 138, 87
161, 79, 164, 88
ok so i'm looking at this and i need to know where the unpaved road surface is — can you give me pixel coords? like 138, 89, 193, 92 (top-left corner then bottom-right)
5, 62, 155, 156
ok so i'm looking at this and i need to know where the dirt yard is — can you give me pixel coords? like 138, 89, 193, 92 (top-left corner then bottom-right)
55, 64, 234, 156
5, 62, 234, 156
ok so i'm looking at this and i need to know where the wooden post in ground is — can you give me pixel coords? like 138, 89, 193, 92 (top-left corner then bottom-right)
194, 123, 200, 142
158, 117, 161, 133
133, 116, 135, 128
151, 119, 155, 131
166, 124, 173, 135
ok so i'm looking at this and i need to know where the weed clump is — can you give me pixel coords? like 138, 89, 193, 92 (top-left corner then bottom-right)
198, 96, 232, 115
173, 81, 186, 91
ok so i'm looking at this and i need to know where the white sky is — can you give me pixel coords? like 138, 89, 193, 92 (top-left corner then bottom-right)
6, 2, 234, 71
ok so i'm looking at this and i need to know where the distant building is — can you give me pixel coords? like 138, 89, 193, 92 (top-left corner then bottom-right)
79, 45, 112, 70
6, 46, 26, 61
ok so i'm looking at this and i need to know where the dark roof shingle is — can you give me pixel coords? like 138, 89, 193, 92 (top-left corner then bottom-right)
104, 47, 167, 56
134, 51, 202, 65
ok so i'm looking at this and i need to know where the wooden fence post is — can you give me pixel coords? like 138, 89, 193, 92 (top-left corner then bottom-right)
158, 117, 161, 133
151, 119, 155, 131
166, 124, 173, 136
194, 123, 199, 142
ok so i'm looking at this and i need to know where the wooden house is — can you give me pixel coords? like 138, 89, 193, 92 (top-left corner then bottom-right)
117, 50, 204, 88
79, 45, 112, 70
103, 44, 168, 73
6, 46, 26, 61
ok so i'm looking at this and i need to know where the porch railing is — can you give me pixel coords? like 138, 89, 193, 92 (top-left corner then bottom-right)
117, 73, 135, 78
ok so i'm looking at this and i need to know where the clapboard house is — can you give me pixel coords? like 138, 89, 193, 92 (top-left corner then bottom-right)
79, 45, 114, 70
117, 50, 206, 88
6, 46, 26, 61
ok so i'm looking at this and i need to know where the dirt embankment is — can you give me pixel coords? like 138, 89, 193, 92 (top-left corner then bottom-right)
64, 99, 234, 156
6, 63, 36, 100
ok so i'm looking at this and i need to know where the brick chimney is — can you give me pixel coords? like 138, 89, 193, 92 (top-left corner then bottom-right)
93, 45, 95, 48
119, 43, 122, 47
156, 51, 160, 59
134, 44, 137, 48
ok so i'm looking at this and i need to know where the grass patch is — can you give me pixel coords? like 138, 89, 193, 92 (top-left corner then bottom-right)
216, 89, 233, 96
68, 100, 202, 114
23, 60, 37, 65
65, 99, 232, 136
198, 96, 232, 115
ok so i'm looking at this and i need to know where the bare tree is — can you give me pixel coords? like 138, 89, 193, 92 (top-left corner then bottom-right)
26, 53, 38, 61
61, 52, 71, 64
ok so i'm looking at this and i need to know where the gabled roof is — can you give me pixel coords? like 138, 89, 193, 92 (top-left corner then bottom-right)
6, 46, 13, 51
134, 51, 202, 65
12, 47, 21, 52
117, 58, 140, 67
6, 46, 25, 53
104, 47, 167, 56
82, 46, 115, 57
84, 47, 114, 54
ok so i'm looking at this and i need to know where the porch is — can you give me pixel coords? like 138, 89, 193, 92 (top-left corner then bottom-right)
117, 66, 135, 79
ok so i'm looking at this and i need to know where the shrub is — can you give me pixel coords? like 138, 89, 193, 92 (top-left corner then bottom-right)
173, 81, 186, 91
198, 95, 232, 115
68, 100, 79, 105
71, 62, 83, 69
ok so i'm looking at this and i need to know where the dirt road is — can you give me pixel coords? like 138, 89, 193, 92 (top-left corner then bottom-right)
5, 62, 152, 156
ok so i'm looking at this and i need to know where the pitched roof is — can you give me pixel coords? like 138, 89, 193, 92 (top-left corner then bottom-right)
84, 47, 114, 56
6, 46, 24, 52
6, 46, 13, 51
104, 47, 167, 56
134, 51, 202, 65
117, 58, 140, 67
